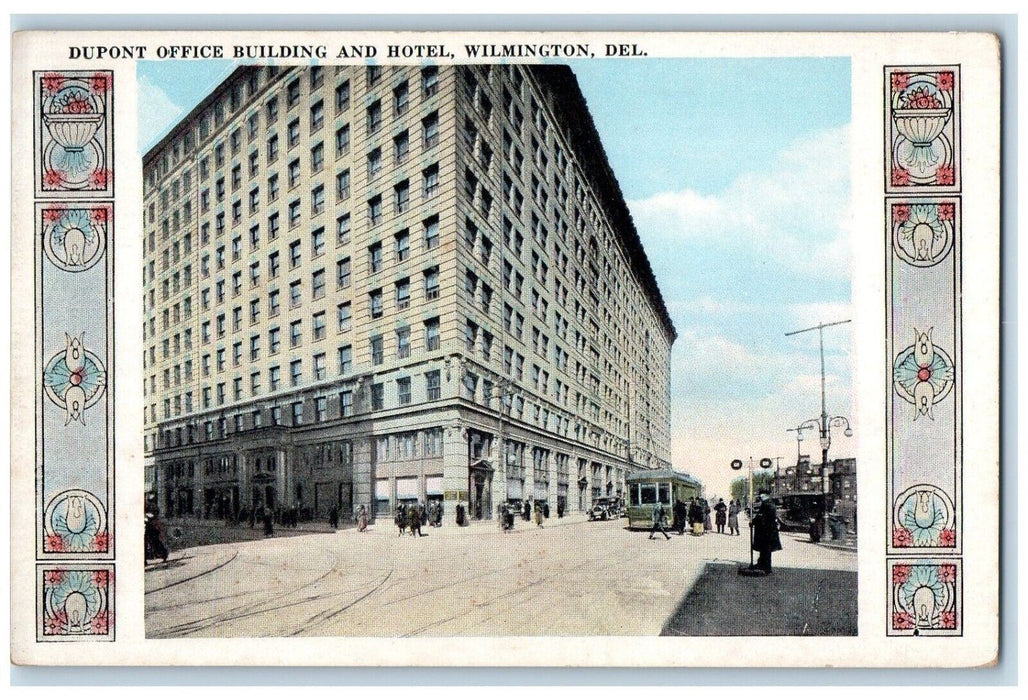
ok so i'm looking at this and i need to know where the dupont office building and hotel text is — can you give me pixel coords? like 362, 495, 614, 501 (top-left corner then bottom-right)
142, 63, 675, 525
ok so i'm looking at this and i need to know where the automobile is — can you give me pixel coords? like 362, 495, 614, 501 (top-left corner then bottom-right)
588, 497, 617, 521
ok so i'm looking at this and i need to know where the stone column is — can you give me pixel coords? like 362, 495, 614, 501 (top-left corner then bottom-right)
442, 423, 468, 526
352, 433, 374, 521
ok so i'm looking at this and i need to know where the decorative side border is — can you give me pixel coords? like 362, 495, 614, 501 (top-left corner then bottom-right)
885, 66, 963, 637
32, 71, 114, 198
887, 559, 962, 636
36, 564, 115, 642
33, 70, 115, 641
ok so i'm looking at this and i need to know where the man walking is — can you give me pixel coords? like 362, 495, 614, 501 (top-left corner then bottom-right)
728, 499, 741, 536
648, 502, 671, 540
714, 498, 727, 534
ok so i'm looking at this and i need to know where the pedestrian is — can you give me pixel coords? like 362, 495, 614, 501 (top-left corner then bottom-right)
144, 511, 169, 562
420, 502, 428, 528
329, 503, 339, 530
456, 501, 466, 526
357, 504, 369, 532
728, 499, 740, 536
714, 498, 727, 534
751, 493, 783, 573
648, 501, 671, 540
534, 501, 544, 528
249, 504, 257, 530
557, 499, 565, 518
543, 502, 550, 519
506, 504, 515, 531
523, 500, 531, 521
673, 499, 687, 535
703, 500, 712, 532
409, 504, 423, 537
262, 506, 274, 538
395, 506, 406, 536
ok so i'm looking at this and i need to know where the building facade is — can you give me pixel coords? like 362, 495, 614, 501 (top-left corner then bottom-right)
142, 63, 675, 524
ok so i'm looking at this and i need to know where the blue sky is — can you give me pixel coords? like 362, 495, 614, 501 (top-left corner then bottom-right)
139, 57, 853, 497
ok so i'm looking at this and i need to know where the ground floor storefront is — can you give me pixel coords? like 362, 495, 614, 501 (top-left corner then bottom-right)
149, 404, 636, 526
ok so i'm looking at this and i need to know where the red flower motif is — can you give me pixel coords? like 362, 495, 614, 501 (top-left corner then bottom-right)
43, 169, 66, 189
940, 610, 957, 629
892, 527, 913, 547
89, 169, 111, 190
43, 611, 68, 635
91, 532, 110, 552
90, 73, 108, 93
891, 167, 911, 187
937, 72, 955, 93
92, 569, 110, 588
891, 73, 909, 92
43, 206, 66, 224
45, 533, 66, 552
938, 564, 957, 583
892, 611, 915, 630
893, 204, 911, 223
43, 569, 66, 586
90, 611, 109, 635
937, 166, 956, 186
902, 86, 943, 110
892, 564, 911, 584
42, 72, 65, 94
939, 528, 956, 547
63, 95, 93, 114
938, 203, 956, 221
90, 206, 110, 225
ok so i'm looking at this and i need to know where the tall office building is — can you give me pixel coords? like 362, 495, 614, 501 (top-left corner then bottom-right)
142, 63, 675, 524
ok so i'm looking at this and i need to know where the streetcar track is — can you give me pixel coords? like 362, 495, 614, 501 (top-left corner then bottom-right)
289, 569, 393, 637
144, 551, 239, 595
153, 554, 343, 637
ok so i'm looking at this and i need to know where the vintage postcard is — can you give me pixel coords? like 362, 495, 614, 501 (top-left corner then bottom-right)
9, 29, 1000, 667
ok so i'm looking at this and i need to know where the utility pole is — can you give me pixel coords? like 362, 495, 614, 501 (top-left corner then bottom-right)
785, 319, 853, 539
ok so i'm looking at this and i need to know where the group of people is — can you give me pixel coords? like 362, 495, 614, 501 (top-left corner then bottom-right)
498, 500, 549, 531
393, 501, 444, 536
647, 493, 784, 573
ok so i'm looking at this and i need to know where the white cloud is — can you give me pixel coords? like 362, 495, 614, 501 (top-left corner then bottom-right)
629, 124, 852, 280
137, 74, 183, 154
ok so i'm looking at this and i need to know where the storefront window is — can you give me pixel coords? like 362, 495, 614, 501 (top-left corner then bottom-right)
640, 483, 657, 504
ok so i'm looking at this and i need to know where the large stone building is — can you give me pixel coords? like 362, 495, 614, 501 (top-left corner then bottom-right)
142, 63, 675, 524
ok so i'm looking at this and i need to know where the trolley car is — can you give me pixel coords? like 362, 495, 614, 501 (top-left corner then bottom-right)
625, 469, 703, 529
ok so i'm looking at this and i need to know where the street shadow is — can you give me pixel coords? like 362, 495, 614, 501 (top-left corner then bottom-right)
661, 561, 857, 636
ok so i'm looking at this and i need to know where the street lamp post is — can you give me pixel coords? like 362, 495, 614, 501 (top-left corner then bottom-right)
786, 319, 853, 539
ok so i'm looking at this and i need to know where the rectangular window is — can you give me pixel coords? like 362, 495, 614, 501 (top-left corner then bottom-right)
336, 257, 351, 287
394, 180, 410, 214
395, 279, 410, 309
397, 326, 411, 359
336, 213, 351, 244
292, 401, 303, 425
312, 269, 326, 299
422, 164, 439, 197
426, 370, 441, 400
371, 383, 384, 411
335, 124, 350, 155
290, 359, 302, 386
336, 169, 351, 200
369, 289, 383, 319
310, 100, 324, 132
366, 100, 382, 134
424, 266, 439, 300
397, 377, 412, 405
370, 335, 384, 365
425, 318, 440, 351
339, 390, 353, 416
313, 352, 326, 380
338, 345, 352, 374
422, 66, 439, 97
422, 112, 439, 147
335, 81, 350, 112
393, 80, 409, 115
337, 302, 352, 331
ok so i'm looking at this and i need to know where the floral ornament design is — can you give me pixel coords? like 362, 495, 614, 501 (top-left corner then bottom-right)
893, 327, 955, 420
41, 569, 111, 636
42, 206, 108, 272
892, 563, 957, 632
889, 70, 957, 188
37, 71, 111, 193
43, 490, 108, 554
894, 486, 956, 548
42, 333, 107, 425
893, 202, 955, 267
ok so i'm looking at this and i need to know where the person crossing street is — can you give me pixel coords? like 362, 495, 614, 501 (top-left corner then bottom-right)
648, 502, 671, 540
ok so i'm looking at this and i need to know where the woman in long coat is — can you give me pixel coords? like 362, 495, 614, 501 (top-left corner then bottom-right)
357, 504, 369, 532
727, 500, 740, 536
751, 494, 783, 572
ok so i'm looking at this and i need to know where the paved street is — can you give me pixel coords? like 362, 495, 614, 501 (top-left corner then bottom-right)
145, 515, 857, 638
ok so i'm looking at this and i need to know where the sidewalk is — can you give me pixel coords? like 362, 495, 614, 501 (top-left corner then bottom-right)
660, 561, 858, 636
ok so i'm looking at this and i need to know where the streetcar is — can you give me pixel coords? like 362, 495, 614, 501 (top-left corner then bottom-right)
625, 469, 703, 529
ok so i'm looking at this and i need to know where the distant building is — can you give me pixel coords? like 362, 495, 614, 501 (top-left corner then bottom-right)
141, 64, 675, 525
776, 455, 857, 523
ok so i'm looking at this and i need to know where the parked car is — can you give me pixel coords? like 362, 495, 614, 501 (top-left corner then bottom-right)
588, 497, 617, 521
